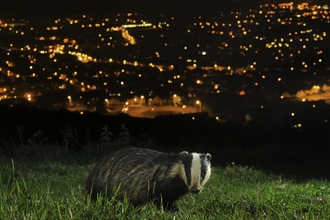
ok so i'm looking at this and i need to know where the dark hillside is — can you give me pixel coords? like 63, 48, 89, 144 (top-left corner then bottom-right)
1, 104, 330, 180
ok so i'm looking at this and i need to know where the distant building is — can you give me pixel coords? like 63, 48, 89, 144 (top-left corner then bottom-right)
148, 96, 164, 105
126, 96, 146, 106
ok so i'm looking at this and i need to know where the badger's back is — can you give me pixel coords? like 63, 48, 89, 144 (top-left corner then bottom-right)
85, 147, 211, 210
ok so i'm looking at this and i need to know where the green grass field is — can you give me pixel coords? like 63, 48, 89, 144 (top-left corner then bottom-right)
1, 158, 329, 220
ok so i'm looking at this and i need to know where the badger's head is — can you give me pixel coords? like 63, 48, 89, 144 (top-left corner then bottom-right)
179, 151, 212, 194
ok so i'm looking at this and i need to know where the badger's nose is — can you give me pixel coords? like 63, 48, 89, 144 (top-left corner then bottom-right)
190, 187, 201, 194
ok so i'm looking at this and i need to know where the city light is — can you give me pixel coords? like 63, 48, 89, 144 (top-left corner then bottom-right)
0, 1, 329, 120
195, 100, 202, 112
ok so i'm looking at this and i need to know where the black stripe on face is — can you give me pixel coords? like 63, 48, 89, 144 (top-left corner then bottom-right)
200, 154, 210, 184
181, 153, 193, 186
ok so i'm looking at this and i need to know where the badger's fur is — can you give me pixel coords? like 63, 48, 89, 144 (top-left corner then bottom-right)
85, 147, 211, 211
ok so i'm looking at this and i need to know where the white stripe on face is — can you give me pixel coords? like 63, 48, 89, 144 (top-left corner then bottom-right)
190, 153, 202, 189
201, 161, 211, 186
169, 162, 188, 186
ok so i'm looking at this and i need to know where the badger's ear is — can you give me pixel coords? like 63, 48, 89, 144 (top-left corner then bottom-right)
205, 153, 212, 161
180, 151, 189, 155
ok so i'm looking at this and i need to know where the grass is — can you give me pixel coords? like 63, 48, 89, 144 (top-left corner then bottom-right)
0, 124, 329, 219
1, 159, 329, 220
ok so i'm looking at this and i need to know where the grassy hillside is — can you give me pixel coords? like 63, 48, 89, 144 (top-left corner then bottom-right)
1, 158, 329, 219
1, 106, 330, 218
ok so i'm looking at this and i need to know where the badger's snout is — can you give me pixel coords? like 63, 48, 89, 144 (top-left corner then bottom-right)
190, 186, 202, 194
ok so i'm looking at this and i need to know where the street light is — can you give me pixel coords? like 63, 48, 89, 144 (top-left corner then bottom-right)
67, 95, 72, 106
140, 95, 144, 106
196, 100, 202, 112
122, 102, 129, 113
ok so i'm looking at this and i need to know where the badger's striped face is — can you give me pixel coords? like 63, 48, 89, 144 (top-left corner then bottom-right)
180, 151, 212, 194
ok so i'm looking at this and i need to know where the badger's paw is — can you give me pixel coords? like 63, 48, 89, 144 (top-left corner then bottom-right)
169, 202, 179, 212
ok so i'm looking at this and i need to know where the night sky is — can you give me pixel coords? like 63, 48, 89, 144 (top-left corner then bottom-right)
2, 0, 328, 17
0, 0, 279, 16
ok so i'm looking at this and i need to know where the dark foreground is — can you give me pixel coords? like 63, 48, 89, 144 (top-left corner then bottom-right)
1, 104, 329, 180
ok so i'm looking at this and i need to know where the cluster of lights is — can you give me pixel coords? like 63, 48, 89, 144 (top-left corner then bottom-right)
121, 29, 136, 45
0, 2, 329, 120
68, 51, 95, 63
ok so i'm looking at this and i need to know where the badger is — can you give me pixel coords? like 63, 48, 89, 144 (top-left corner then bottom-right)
85, 147, 212, 212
